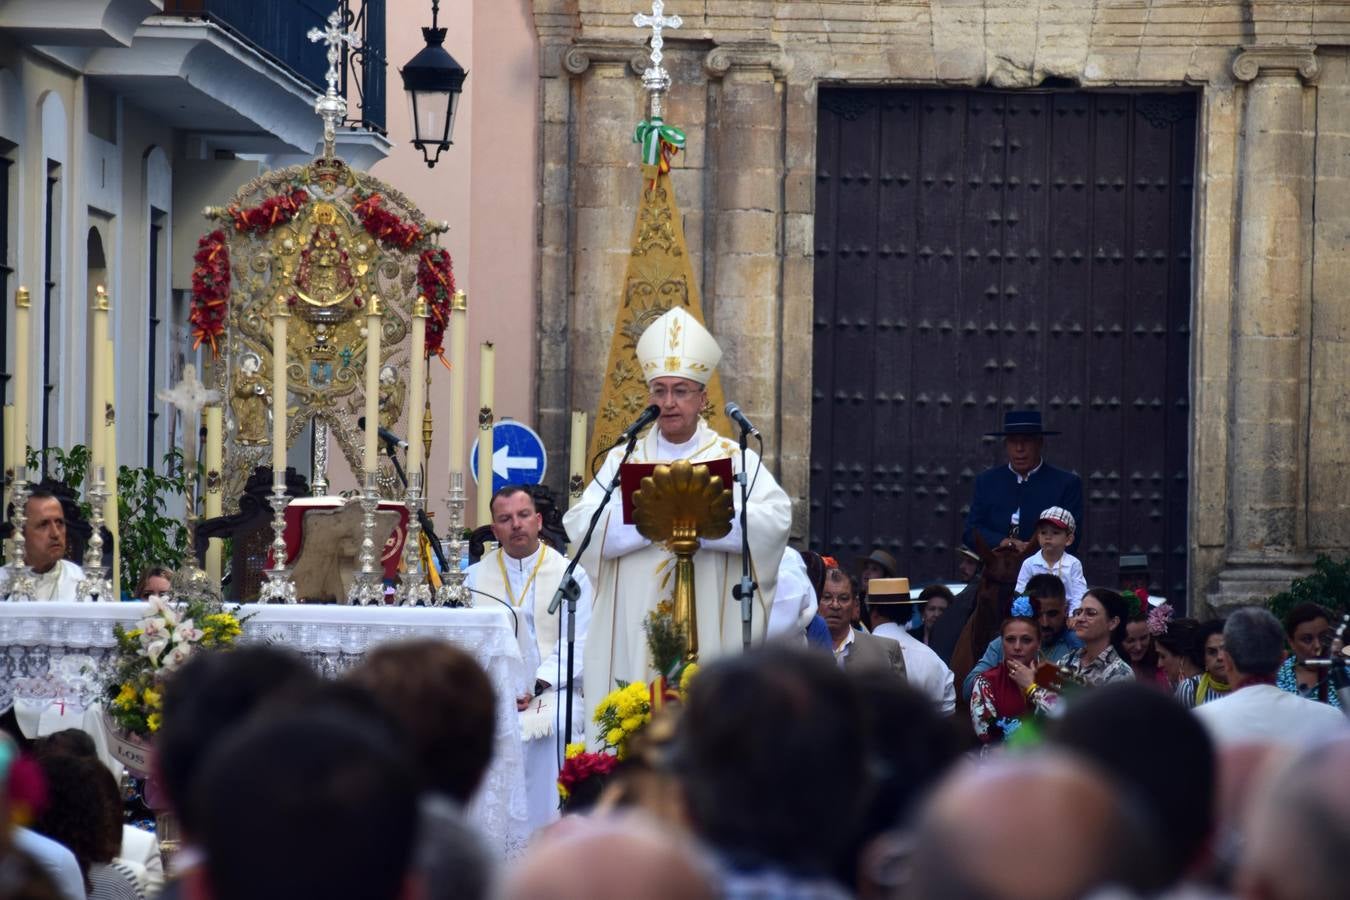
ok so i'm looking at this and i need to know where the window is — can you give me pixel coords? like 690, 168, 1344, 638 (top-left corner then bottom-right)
0, 149, 13, 479
146, 211, 165, 468
41, 160, 58, 469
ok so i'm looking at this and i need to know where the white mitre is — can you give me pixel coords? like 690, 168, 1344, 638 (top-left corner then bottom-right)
635, 307, 722, 385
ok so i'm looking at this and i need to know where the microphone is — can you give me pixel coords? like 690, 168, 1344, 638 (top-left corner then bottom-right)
724, 402, 760, 437
616, 404, 661, 443
357, 416, 409, 449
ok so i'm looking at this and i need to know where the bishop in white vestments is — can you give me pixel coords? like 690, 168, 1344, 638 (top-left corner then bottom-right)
464, 486, 591, 833
563, 308, 792, 738
0, 490, 84, 601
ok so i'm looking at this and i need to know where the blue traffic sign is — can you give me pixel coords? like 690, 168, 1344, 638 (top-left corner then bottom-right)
470, 419, 548, 492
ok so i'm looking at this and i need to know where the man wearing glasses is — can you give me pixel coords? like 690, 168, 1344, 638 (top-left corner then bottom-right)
565, 307, 792, 735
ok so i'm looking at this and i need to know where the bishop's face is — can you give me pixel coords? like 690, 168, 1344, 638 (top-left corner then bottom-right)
649, 376, 706, 445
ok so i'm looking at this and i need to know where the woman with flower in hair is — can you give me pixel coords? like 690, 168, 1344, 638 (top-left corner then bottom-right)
1155, 615, 1204, 690
969, 596, 1060, 746
1121, 595, 1171, 688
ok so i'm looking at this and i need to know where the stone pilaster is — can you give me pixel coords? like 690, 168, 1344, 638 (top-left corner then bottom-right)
704, 43, 787, 476
1208, 46, 1319, 612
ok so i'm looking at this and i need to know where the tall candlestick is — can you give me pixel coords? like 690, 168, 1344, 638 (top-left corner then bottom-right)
476, 341, 495, 526
103, 337, 119, 598
271, 297, 290, 486
89, 286, 109, 467
203, 405, 223, 583
408, 296, 428, 477
447, 290, 468, 480
568, 410, 588, 509
364, 296, 383, 473
14, 287, 30, 465
3, 405, 13, 483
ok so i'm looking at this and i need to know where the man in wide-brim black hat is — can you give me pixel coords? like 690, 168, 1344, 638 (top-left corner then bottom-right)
962, 410, 1083, 554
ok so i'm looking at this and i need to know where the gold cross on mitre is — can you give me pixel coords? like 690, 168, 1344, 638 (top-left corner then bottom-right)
634, 1, 682, 115
307, 7, 362, 151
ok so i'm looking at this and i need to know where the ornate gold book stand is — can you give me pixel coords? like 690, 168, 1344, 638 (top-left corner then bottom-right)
631, 460, 734, 660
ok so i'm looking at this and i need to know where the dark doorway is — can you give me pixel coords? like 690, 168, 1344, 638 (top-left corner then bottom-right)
809, 88, 1196, 601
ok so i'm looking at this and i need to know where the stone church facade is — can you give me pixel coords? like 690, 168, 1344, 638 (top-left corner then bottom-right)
529, 1, 1350, 613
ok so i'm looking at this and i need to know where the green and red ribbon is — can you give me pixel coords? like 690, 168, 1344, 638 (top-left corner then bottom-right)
634, 116, 685, 173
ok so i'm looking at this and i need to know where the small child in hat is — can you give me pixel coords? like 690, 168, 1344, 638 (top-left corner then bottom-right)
1014, 506, 1088, 614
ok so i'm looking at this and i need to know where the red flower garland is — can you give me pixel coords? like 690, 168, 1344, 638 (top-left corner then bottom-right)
416, 248, 456, 362
353, 191, 423, 249
189, 230, 230, 357
557, 750, 618, 797
229, 188, 309, 234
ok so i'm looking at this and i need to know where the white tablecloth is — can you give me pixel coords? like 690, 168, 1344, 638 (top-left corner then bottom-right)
0, 601, 531, 857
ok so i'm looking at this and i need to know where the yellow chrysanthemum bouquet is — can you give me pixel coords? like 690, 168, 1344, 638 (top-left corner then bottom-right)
104, 594, 247, 738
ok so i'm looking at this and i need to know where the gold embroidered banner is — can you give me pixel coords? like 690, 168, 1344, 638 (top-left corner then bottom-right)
587, 163, 730, 462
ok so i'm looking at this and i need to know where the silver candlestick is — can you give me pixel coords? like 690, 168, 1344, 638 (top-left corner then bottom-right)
396, 470, 432, 606
6, 467, 38, 602
75, 466, 114, 601
257, 483, 297, 604
347, 470, 385, 606
434, 470, 471, 607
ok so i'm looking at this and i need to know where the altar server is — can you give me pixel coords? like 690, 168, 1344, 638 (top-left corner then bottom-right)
1, 490, 84, 601
465, 485, 592, 833
563, 307, 792, 738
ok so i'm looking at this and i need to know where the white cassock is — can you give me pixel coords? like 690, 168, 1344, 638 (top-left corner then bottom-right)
0, 560, 84, 601
564, 420, 792, 739
464, 542, 591, 833
767, 548, 818, 642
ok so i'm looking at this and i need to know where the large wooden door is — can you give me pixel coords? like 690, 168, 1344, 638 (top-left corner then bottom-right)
810, 88, 1196, 600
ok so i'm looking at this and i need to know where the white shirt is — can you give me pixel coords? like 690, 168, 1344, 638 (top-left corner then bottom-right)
14, 826, 87, 900
767, 550, 817, 641
1015, 550, 1088, 613
1193, 683, 1348, 747
832, 626, 856, 669
872, 621, 957, 716
0, 559, 85, 601
1007, 460, 1044, 527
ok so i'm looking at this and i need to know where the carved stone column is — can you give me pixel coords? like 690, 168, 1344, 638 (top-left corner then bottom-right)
1209, 46, 1319, 611
704, 43, 788, 469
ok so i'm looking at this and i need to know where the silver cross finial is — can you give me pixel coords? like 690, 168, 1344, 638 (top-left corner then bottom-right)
307, 8, 362, 153
634, 1, 682, 104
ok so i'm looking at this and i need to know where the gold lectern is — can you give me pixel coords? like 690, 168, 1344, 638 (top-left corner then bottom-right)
631, 460, 734, 661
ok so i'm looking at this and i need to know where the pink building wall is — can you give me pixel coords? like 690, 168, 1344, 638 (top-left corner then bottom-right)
371, 0, 539, 523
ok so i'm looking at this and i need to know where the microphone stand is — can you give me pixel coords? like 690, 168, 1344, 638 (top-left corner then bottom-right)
380, 437, 449, 574
548, 430, 641, 742
730, 425, 757, 651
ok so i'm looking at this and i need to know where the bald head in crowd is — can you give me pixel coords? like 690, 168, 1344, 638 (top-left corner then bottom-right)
502, 814, 715, 900
1239, 735, 1350, 900
908, 753, 1155, 900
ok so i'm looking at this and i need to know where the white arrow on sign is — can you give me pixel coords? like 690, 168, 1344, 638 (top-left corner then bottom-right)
493, 445, 540, 479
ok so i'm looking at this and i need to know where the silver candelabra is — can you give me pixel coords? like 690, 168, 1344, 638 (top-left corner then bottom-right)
6, 467, 38, 602
434, 470, 471, 607
395, 470, 432, 606
347, 470, 385, 606
257, 482, 297, 603
75, 465, 114, 601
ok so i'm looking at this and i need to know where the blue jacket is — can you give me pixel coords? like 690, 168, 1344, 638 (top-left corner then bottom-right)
963, 461, 1083, 551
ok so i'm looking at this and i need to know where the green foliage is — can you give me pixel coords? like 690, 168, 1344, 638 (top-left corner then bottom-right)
25, 444, 94, 519
1266, 555, 1350, 625
117, 449, 190, 598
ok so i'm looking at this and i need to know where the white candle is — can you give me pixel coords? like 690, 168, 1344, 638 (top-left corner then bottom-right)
364, 296, 383, 473
89, 286, 109, 467
568, 410, 587, 508
103, 336, 119, 596
271, 298, 290, 486
476, 341, 495, 526
447, 290, 468, 480
204, 405, 223, 582
13, 287, 30, 470
408, 296, 428, 477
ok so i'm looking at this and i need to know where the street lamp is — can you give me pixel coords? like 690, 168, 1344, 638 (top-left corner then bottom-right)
399, 0, 467, 168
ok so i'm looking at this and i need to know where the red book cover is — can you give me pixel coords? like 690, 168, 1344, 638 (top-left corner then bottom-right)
620, 458, 734, 524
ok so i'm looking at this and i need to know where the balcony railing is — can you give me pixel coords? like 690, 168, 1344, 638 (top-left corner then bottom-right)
162, 0, 386, 133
